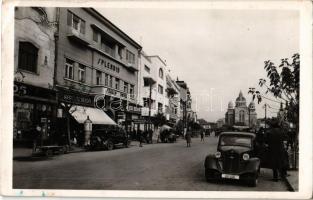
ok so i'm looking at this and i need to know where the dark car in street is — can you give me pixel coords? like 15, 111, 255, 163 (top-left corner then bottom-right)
89, 126, 131, 151
204, 132, 260, 187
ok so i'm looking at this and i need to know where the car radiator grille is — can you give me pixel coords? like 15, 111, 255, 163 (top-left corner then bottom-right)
222, 151, 240, 173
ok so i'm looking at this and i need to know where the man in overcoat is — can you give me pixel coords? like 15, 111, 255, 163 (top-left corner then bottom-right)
266, 120, 287, 181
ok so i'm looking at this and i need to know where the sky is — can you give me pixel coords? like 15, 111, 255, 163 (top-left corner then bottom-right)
97, 8, 299, 122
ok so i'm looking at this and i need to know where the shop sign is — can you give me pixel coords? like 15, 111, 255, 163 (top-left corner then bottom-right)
14, 81, 56, 100
96, 56, 120, 74
132, 119, 147, 124
58, 89, 94, 107
127, 105, 141, 113
141, 107, 149, 116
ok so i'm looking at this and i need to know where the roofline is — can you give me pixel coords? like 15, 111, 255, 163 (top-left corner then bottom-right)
84, 8, 142, 50
147, 55, 167, 66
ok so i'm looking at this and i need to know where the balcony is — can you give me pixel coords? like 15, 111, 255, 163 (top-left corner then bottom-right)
67, 27, 90, 46
125, 62, 138, 72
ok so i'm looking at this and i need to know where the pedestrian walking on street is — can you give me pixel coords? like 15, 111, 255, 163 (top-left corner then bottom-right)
185, 132, 191, 147
200, 130, 204, 142
266, 120, 288, 182
138, 129, 143, 147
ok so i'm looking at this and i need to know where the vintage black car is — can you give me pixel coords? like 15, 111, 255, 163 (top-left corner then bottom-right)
89, 126, 131, 150
204, 132, 260, 187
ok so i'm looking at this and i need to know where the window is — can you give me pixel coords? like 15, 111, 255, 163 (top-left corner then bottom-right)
123, 82, 128, 93
104, 74, 108, 86
65, 58, 74, 79
101, 37, 115, 57
108, 75, 113, 88
158, 84, 163, 94
67, 11, 85, 34
159, 68, 164, 79
18, 42, 38, 73
126, 50, 135, 64
96, 70, 102, 85
239, 110, 245, 123
158, 103, 163, 113
78, 64, 86, 83
93, 30, 98, 42
130, 84, 134, 95
118, 46, 123, 59
144, 65, 150, 73
115, 78, 120, 90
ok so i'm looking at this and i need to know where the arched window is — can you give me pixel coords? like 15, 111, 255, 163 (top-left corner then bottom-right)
239, 110, 245, 123
159, 68, 164, 79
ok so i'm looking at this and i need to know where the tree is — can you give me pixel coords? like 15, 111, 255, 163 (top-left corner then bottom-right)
152, 113, 167, 128
248, 53, 299, 169
248, 53, 299, 125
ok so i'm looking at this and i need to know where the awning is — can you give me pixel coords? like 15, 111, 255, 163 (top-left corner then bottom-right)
69, 106, 116, 125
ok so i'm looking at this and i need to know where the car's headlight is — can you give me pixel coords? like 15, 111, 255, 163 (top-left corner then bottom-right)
215, 151, 221, 158
243, 153, 250, 161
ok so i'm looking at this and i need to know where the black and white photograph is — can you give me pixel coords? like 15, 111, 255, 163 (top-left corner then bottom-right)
1, 0, 312, 199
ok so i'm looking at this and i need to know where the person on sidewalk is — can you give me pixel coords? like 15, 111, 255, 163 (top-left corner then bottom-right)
266, 119, 287, 182
185, 132, 191, 147
32, 125, 42, 153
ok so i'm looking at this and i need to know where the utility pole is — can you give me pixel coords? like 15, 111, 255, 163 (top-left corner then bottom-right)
263, 103, 267, 129
148, 83, 152, 131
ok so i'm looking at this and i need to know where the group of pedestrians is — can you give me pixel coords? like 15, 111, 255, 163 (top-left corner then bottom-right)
184, 130, 206, 147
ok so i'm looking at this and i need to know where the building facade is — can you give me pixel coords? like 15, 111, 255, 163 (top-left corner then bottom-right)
14, 7, 58, 144
225, 91, 257, 127
54, 8, 142, 142
165, 74, 180, 126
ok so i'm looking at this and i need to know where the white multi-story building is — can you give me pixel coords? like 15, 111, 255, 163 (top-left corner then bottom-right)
137, 53, 169, 130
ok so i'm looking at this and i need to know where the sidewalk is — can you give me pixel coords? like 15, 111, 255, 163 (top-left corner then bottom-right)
284, 169, 299, 191
13, 145, 85, 159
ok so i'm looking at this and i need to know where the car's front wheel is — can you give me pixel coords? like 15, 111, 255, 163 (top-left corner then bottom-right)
247, 173, 258, 187
105, 140, 114, 151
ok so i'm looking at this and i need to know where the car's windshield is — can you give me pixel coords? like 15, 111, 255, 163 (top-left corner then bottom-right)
219, 135, 252, 148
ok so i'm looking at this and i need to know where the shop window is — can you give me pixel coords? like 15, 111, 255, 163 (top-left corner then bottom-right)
65, 58, 74, 80
78, 64, 86, 83
158, 84, 163, 94
67, 10, 85, 34
126, 50, 135, 64
18, 41, 38, 73
159, 68, 164, 79
123, 82, 128, 93
96, 70, 102, 85
115, 78, 120, 90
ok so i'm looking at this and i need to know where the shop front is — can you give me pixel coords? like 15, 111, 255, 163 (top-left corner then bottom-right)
56, 87, 116, 147
13, 81, 57, 146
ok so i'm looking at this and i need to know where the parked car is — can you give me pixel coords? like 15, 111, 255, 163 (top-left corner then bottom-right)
160, 129, 176, 143
89, 126, 131, 150
204, 132, 260, 187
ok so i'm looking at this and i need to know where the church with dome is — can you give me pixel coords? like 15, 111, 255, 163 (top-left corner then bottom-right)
225, 91, 257, 127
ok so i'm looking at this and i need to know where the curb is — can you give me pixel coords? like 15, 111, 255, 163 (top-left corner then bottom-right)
283, 177, 295, 192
